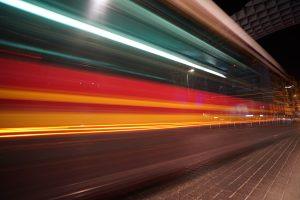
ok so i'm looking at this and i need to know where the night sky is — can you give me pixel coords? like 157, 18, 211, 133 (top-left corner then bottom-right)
214, 0, 300, 80
257, 25, 300, 81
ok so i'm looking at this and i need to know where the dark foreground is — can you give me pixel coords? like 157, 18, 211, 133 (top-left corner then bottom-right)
125, 126, 300, 200
1, 123, 299, 199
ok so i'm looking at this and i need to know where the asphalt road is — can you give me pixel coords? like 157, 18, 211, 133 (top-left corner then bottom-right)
1, 123, 298, 199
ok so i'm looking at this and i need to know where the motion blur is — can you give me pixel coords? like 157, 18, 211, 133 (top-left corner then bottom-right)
0, 0, 297, 199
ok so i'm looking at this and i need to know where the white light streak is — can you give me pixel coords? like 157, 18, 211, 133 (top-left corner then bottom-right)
0, 0, 226, 78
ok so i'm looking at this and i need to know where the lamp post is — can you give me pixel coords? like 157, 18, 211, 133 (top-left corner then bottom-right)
285, 84, 298, 119
186, 68, 194, 89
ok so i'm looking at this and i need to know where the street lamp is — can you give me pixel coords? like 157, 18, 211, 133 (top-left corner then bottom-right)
285, 85, 294, 89
187, 69, 194, 88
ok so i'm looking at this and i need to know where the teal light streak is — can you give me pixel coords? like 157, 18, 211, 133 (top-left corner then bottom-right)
0, 0, 226, 78
0, 39, 167, 81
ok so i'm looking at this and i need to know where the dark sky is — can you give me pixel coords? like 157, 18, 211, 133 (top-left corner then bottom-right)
214, 0, 300, 80
214, 0, 249, 15
257, 25, 300, 81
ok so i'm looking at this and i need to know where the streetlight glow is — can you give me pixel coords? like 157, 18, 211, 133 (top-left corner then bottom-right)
285, 85, 294, 89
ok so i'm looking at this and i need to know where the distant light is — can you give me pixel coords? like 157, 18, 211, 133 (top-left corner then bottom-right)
259, 114, 263, 117
245, 114, 253, 117
188, 69, 195, 73
0, 0, 226, 78
87, 0, 110, 19
285, 85, 294, 89
213, 117, 219, 119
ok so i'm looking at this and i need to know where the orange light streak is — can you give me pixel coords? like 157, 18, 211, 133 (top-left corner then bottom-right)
0, 119, 275, 138
0, 88, 271, 113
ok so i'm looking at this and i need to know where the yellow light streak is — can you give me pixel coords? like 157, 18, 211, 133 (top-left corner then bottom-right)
0, 119, 273, 138
0, 88, 271, 113
0, 88, 276, 139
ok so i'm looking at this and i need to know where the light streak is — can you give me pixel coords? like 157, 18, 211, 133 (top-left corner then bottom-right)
0, 88, 272, 113
0, 119, 274, 138
0, 0, 226, 78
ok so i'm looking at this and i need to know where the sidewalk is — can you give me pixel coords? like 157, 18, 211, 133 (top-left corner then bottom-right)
126, 129, 300, 200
